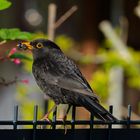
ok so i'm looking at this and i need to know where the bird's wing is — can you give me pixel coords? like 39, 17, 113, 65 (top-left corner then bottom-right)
41, 57, 99, 100
42, 72, 98, 99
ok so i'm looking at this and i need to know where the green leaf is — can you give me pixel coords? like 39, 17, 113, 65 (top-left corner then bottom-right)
0, 28, 33, 41
0, 0, 12, 10
10, 53, 32, 61
55, 35, 73, 52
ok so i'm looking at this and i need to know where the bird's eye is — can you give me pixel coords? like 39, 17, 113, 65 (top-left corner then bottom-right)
36, 43, 43, 48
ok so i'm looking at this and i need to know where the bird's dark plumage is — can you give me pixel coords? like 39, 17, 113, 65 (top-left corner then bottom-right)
18, 39, 117, 121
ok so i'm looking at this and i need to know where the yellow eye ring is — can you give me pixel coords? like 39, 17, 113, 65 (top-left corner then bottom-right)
36, 43, 43, 48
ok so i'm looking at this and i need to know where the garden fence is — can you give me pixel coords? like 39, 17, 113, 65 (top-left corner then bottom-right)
0, 105, 140, 140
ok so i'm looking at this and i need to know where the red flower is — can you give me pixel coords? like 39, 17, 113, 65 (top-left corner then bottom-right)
8, 48, 17, 56
12, 58, 21, 64
21, 79, 29, 84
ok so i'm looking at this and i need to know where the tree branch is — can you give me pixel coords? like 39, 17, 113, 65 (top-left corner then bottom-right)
0, 77, 18, 86
47, 3, 57, 41
55, 5, 78, 29
0, 40, 6, 45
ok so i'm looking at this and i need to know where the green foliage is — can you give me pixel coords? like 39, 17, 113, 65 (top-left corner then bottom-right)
101, 50, 126, 70
16, 84, 43, 123
10, 53, 32, 61
0, 28, 33, 41
32, 32, 48, 40
22, 57, 33, 72
55, 35, 74, 52
127, 75, 140, 89
80, 55, 94, 64
99, 44, 140, 89
90, 70, 108, 101
0, 0, 11, 10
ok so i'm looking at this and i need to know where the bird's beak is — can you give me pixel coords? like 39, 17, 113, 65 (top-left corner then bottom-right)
17, 41, 33, 50
21, 41, 33, 50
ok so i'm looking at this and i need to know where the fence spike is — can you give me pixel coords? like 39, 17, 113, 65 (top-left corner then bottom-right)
128, 105, 132, 120
33, 105, 38, 129
90, 113, 94, 129
108, 105, 113, 140
127, 104, 132, 128
33, 105, 38, 140
109, 105, 113, 114
90, 113, 94, 140
52, 106, 57, 129
13, 105, 18, 130
71, 105, 76, 129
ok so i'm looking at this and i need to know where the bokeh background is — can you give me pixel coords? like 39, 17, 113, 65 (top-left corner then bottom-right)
0, 0, 140, 128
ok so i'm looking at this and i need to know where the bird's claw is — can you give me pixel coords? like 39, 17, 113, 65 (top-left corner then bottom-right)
41, 117, 52, 123
58, 115, 68, 134
38, 116, 52, 129
63, 115, 67, 122
64, 124, 68, 134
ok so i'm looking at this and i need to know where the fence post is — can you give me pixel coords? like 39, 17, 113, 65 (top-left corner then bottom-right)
33, 105, 38, 140
108, 105, 113, 140
52, 106, 57, 129
90, 113, 94, 140
71, 106, 76, 129
127, 105, 132, 128
13, 105, 18, 130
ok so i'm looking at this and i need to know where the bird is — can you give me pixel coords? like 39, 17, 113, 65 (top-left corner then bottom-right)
17, 39, 117, 122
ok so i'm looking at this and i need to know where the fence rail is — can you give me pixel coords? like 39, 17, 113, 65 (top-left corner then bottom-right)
0, 105, 140, 140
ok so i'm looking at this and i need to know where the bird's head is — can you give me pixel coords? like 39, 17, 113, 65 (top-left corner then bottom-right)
17, 39, 61, 59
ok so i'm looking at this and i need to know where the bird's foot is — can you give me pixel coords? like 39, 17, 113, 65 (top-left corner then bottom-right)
64, 124, 68, 134
58, 115, 68, 134
62, 115, 68, 134
62, 114, 67, 122
38, 114, 52, 129
41, 114, 52, 123
38, 104, 57, 129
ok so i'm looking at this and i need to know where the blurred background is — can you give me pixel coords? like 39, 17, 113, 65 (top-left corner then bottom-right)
0, 0, 140, 128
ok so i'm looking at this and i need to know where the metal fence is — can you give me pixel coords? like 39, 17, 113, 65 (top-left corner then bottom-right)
0, 105, 140, 140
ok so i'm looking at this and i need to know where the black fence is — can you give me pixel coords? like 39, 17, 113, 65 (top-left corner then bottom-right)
0, 105, 140, 140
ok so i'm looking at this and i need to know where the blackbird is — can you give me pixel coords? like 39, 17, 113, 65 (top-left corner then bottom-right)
17, 39, 117, 121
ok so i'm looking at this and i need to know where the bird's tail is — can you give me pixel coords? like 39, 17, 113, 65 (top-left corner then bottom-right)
80, 96, 117, 122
